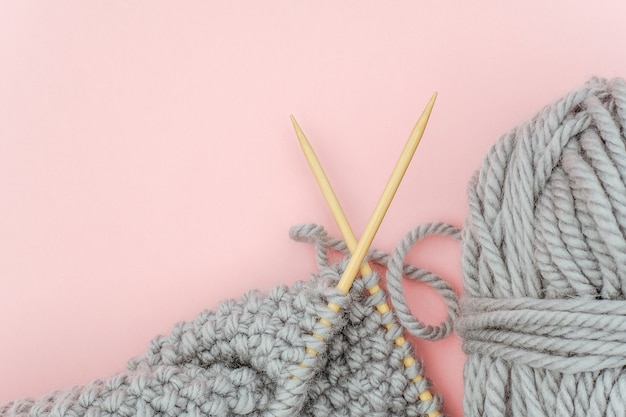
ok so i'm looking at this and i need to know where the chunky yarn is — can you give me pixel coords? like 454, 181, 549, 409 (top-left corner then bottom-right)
0, 223, 460, 417
457, 77, 626, 416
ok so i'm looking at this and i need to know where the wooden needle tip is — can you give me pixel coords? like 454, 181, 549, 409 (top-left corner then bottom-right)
426, 91, 439, 110
290, 115, 308, 147
426, 91, 438, 110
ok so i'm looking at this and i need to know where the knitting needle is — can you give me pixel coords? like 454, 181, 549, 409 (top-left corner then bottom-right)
291, 92, 439, 416
290, 115, 376, 280
292, 91, 435, 299
296, 91, 436, 295
333, 92, 436, 294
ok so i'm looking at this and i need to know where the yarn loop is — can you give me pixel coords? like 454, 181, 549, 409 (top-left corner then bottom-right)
289, 222, 461, 341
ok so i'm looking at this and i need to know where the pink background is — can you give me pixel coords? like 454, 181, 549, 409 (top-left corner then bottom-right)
2, 2, 626, 416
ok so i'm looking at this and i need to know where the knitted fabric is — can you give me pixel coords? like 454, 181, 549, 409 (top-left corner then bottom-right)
1, 223, 460, 417
457, 77, 626, 416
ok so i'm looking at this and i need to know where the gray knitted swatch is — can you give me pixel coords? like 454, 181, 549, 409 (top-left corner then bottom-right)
457, 77, 626, 416
1, 223, 460, 417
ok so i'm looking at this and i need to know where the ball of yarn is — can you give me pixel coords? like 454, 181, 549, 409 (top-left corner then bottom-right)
457, 77, 626, 416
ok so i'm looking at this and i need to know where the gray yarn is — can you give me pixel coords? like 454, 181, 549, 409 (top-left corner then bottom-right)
386, 222, 461, 341
457, 77, 626, 416
1, 223, 459, 417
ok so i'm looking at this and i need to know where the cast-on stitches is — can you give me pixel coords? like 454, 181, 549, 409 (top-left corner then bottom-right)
0, 222, 460, 417
457, 77, 626, 416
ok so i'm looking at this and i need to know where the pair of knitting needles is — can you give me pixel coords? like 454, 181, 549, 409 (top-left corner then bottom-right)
291, 92, 440, 417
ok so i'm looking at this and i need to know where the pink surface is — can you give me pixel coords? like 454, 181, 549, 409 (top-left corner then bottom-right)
2, 2, 626, 416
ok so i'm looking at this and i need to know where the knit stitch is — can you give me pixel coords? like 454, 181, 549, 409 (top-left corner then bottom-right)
1, 223, 460, 417
457, 77, 626, 416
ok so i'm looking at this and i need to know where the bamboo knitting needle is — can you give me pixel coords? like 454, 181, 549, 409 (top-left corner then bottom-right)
291, 92, 439, 416
331, 92, 436, 294
292, 91, 436, 296
291, 115, 376, 279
